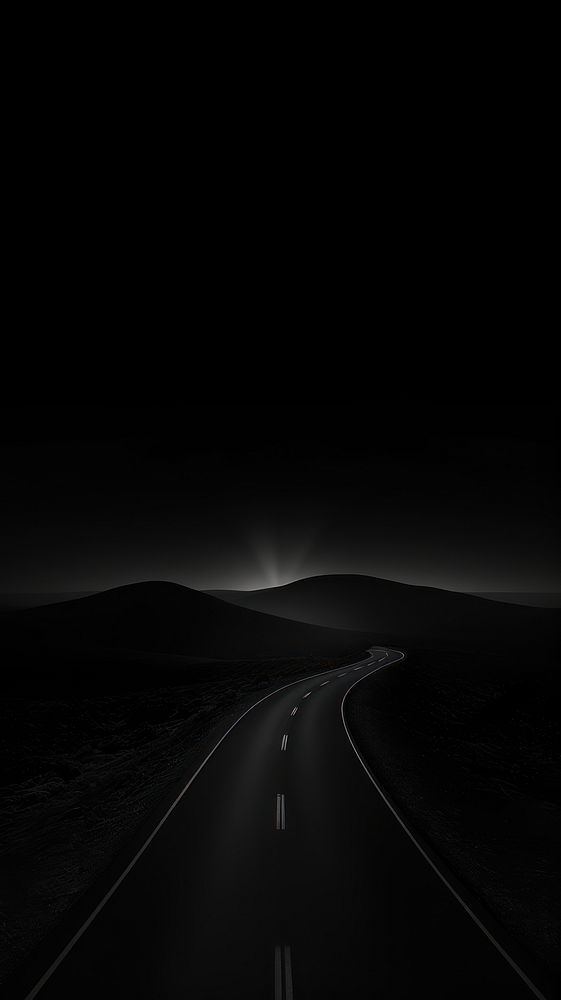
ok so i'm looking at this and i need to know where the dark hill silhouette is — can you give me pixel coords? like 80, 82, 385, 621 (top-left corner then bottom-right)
3, 581, 372, 661
208, 575, 560, 651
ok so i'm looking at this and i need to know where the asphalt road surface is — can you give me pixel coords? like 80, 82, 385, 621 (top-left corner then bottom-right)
16, 650, 543, 999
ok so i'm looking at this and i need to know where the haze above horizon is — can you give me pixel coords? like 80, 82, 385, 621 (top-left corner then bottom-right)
1, 402, 558, 596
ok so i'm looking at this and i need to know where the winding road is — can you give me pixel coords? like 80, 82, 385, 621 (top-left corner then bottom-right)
17, 649, 543, 999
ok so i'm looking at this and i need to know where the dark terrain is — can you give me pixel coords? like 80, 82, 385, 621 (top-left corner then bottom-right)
0, 594, 97, 611
1, 576, 559, 994
2, 581, 374, 669
0, 584, 370, 985
212, 576, 561, 988
346, 648, 561, 987
473, 593, 561, 609
210, 574, 559, 650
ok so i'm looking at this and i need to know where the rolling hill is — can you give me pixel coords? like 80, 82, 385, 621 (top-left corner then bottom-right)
208, 574, 560, 650
1, 581, 373, 664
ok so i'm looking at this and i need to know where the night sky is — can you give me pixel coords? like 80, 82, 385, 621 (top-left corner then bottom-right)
1, 402, 558, 595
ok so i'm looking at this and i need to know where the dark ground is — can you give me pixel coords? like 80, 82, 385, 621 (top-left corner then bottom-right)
0, 652, 362, 985
345, 646, 561, 987
1, 578, 559, 992
213, 576, 561, 991
0, 584, 369, 985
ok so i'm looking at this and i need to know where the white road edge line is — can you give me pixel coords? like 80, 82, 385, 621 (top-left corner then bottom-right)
24, 660, 362, 1000
341, 653, 548, 1000
284, 944, 293, 1000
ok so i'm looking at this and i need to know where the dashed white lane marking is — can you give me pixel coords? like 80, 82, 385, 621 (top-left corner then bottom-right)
275, 794, 286, 830
274, 945, 293, 999
354, 665, 363, 670
337, 672, 347, 677
281, 734, 288, 751
320, 680, 330, 687
23, 657, 376, 1000
291, 706, 298, 716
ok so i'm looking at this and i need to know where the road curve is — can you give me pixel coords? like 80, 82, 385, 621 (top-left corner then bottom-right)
13, 650, 542, 999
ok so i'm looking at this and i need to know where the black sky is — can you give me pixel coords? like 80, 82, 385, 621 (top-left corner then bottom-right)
0, 402, 558, 594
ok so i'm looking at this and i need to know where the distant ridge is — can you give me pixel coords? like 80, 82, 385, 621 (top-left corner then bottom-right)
208, 574, 560, 650
471, 592, 561, 609
0, 592, 96, 610
3, 581, 372, 661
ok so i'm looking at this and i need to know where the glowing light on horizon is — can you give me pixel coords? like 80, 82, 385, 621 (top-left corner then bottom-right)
242, 521, 321, 591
